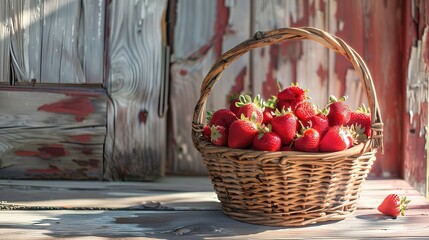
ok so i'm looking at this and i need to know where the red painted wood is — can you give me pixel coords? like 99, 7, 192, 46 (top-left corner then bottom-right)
402, 0, 428, 194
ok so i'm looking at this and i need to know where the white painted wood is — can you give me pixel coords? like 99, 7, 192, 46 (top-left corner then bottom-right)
104, 0, 168, 180
0, 0, 10, 84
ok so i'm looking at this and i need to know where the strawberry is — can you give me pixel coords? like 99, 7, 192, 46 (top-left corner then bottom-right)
347, 104, 371, 138
228, 117, 258, 149
229, 96, 241, 116
236, 94, 265, 124
280, 145, 294, 151
209, 109, 237, 128
306, 110, 329, 137
203, 125, 211, 140
326, 96, 351, 126
253, 125, 281, 151
210, 125, 228, 146
276, 84, 308, 111
277, 83, 307, 103
377, 194, 411, 218
319, 126, 352, 152
295, 101, 316, 122
262, 107, 275, 124
270, 109, 298, 145
294, 127, 320, 152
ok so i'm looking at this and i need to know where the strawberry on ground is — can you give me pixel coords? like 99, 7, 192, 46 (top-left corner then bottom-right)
228, 117, 258, 149
377, 194, 411, 218
236, 94, 265, 124
253, 124, 281, 151
319, 126, 352, 152
270, 108, 298, 145
294, 127, 320, 152
209, 109, 237, 128
347, 104, 371, 138
326, 96, 351, 126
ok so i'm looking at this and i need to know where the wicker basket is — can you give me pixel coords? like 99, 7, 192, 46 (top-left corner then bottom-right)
192, 27, 384, 227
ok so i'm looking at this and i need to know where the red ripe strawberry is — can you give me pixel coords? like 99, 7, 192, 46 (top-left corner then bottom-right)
280, 145, 294, 151
307, 113, 329, 137
294, 127, 320, 152
203, 125, 211, 140
253, 125, 281, 151
209, 109, 237, 128
236, 94, 265, 124
295, 101, 316, 122
229, 97, 241, 116
271, 109, 298, 145
347, 104, 371, 138
277, 84, 307, 102
276, 84, 308, 111
326, 96, 351, 126
210, 125, 228, 146
262, 107, 275, 124
377, 194, 411, 218
228, 118, 258, 149
319, 126, 352, 152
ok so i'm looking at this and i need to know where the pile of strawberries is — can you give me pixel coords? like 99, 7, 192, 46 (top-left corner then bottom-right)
203, 84, 371, 152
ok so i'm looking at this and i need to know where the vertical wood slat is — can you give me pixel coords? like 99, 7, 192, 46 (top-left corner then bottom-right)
0, 1, 11, 84
168, 0, 251, 175
104, 0, 168, 180
402, 0, 429, 197
0, 88, 107, 180
6, 0, 105, 85
251, 0, 329, 105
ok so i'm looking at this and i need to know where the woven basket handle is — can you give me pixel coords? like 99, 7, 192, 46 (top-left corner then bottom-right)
192, 27, 383, 151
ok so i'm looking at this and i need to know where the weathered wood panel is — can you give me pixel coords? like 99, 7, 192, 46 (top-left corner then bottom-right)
168, 0, 251, 174
0, 88, 107, 180
252, 0, 329, 105
104, 0, 168, 180
402, 0, 429, 197
6, 0, 105, 85
0, 0, 10, 84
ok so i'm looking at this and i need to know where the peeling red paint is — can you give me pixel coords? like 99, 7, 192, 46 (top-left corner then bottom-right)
73, 159, 89, 167
69, 134, 92, 143
179, 69, 188, 76
39, 144, 69, 157
214, 0, 229, 58
227, 67, 246, 101
27, 168, 60, 174
15, 150, 39, 157
317, 63, 328, 86
38, 96, 95, 122
139, 110, 148, 124
89, 159, 99, 168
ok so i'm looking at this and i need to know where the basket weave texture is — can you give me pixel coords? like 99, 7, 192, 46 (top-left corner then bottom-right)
192, 27, 384, 227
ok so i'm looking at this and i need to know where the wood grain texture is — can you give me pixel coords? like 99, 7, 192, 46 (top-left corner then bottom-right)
402, 0, 429, 197
7, 0, 105, 85
252, 0, 329, 105
0, 88, 107, 180
104, 0, 168, 180
168, 0, 251, 174
0, 0, 10, 84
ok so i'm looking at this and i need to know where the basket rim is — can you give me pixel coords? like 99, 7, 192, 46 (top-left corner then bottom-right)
192, 26, 384, 153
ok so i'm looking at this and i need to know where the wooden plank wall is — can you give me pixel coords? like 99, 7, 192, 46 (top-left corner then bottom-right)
167, 0, 427, 190
168, 0, 251, 174
0, 0, 107, 180
104, 0, 168, 180
402, 0, 429, 197
0, 88, 106, 179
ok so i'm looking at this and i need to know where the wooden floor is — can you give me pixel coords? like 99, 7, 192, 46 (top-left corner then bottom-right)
0, 177, 428, 239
